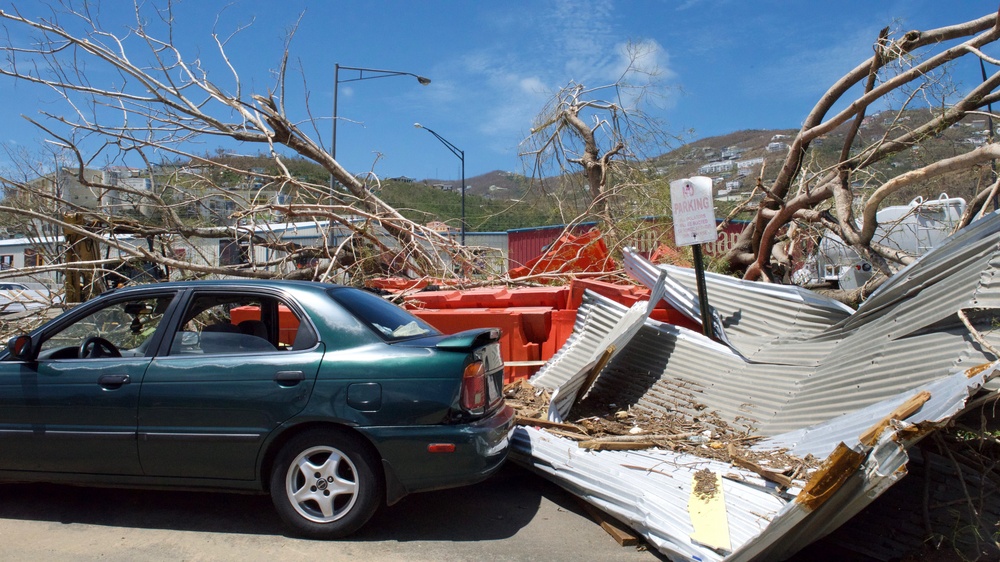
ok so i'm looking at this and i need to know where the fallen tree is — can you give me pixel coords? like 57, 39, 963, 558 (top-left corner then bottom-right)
520, 41, 678, 259
723, 9, 1000, 300
0, 2, 469, 299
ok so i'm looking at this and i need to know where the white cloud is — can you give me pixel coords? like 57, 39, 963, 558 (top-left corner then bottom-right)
519, 76, 547, 95
476, 74, 551, 139
418, 0, 682, 162
607, 39, 675, 83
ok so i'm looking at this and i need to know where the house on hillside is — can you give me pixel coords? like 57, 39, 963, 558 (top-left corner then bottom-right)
23, 167, 104, 212
159, 164, 292, 225
103, 167, 154, 216
698, 160, 735, 175
721, 146, 745, 160
13, 167, 107, 239
737, 156, 764, 171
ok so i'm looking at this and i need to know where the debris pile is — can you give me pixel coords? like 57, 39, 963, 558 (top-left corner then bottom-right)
508, 211, 1000, 561
506, 378, 819, 489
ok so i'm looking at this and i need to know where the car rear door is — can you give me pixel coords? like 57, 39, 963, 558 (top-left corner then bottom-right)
137, 289, 322, 480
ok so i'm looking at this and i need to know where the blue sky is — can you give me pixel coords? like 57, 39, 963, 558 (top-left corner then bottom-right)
1, 0, 999, 182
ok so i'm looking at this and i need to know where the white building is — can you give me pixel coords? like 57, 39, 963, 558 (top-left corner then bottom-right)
698, 160, 735, 175
103, 167, 154, 216
737, 157, 764, 170
721, 146, 745, 160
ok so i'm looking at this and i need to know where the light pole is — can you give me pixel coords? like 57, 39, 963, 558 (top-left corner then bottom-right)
331, 64, 431, 191
414, 123, 465, 245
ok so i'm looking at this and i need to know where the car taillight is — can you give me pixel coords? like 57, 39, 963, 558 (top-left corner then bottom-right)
460, 360, 486, 413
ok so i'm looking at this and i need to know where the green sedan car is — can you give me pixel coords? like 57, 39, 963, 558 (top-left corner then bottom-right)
0, 280, 514, 538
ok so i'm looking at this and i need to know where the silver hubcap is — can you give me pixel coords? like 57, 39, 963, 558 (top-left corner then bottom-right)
285, 445, 359, 523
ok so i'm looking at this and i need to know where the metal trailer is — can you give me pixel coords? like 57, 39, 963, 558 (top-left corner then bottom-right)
806, 194, 966, 290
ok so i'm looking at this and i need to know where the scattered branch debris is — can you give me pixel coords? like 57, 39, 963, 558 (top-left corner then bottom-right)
505, 379, 818, 485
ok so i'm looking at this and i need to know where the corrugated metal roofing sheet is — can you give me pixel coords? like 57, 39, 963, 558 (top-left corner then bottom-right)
513, 211, 1000, 560
530, 271, 668, 421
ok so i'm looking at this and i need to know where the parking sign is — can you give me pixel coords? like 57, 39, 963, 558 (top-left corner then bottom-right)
670, 176, 718, 247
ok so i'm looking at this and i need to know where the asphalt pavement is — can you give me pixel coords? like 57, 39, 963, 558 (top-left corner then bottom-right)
0, 462, 663, 561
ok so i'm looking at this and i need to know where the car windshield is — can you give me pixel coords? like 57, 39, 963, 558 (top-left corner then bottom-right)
329, 288, 438, 341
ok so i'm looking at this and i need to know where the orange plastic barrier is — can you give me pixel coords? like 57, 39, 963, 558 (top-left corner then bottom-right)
412, 307, 552, 382
567, 279, 649, 309
367, 278, 429, 292
404, 278, 704, 381
406, 287, 513, 310
541, 309, 578, 362
649, 308, 701, 332
504, 286, 569, 309
374, 259, 707, 381
649, 244, 693, 267
367, 277, 468, 293
508, 229, 616, 280
230, 305, 300, 345
404, 286, 570, 311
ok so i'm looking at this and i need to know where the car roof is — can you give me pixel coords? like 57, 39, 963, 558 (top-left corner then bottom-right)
101, 279, 345, 298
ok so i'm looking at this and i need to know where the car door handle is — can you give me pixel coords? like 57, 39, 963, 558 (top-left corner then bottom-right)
274, 371, 305, 386
98, 374, 131, 388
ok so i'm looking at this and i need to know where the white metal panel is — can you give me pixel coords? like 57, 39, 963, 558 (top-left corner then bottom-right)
514, 210, 1000, 560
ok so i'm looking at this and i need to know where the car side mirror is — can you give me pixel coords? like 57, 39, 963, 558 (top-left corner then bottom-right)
7, 335, 34, 360
180, 331, 200, 347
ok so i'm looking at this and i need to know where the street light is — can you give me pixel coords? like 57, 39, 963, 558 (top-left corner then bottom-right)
414, 123, 465, 245
331, 64, 431, 191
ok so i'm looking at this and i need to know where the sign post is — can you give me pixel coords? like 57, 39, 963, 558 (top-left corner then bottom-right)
670, 176, 718, 338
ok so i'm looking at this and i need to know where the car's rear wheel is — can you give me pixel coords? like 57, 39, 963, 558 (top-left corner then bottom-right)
269, 430, 383, 539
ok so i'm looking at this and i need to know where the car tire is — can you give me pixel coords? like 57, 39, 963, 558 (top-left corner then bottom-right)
269, 429, 383, 539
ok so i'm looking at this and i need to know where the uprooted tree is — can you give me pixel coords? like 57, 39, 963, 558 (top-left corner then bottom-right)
519, 11, 1000, 305
519, 42, 678, 261
6, 3, 1000, 309
0, 3, 472, 301
723, 9, 1000, 302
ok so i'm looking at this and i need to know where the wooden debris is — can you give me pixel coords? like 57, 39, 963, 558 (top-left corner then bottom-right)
578, 431, 709, 450
578, 440, 655, 451
584, 432, 699, 443
859, 390, 932, 446
546, 428, 590, 441
514, 415, 588, 434
796, 443, 867, 510
575, 498, 640, 547
572, 345, 616, 409
505, 374, 820, 478
731, 456, 793, 488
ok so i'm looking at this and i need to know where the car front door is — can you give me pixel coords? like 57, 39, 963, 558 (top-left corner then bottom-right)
137, 290, 322, 480
0, 293, 176, 475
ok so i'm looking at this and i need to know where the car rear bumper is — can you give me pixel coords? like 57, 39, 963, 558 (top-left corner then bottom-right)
362, 403, 515, 504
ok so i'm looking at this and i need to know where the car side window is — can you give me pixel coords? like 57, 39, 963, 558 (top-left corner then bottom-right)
38, 296, 173, 359
169, 293, 311, 355
278, 303, 316, 351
